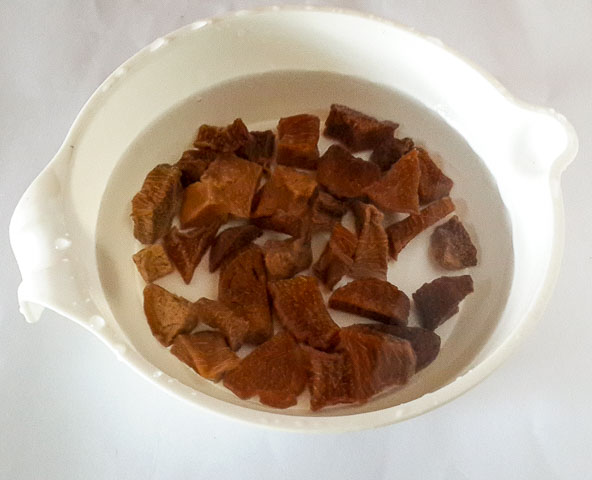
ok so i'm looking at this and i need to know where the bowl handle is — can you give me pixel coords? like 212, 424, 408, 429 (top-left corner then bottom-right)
9, 148, 95, 324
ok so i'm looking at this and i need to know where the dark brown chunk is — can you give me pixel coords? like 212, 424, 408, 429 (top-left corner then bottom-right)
417, 148, 454, 205
338, 325, 416, 401
317, 145, 381, 199
263, 234, 313, 281
370, 137, 414, 171
367, 324, 441, 371
209, 225, 263, 272
171, 332, 240, 382
194, 118, 250, 153
236, 130, 275, 169
143, 284, 198, 347
131, 164, 182, 244
276, 114, 320, 169
364, 149, 421, 214
175, 149, 217, 186
329, 278, 410, 326
163, 223, 220, 284
223, 332, 308, 408
218, 245, 272, 344
251, 165, 317, 236
268, 276, 340, 350
312, 224, 357, 289
193, 298, 249, 351
386, 197, 455, 260
350, 203, 389, 280
413, 275, 474, 330
310, 190, 347, 232
430, 215, 478, 270
180, 155, 263, 228
324, 104, 398, 152
303, 346, 356, 411
132, 244, 174, 283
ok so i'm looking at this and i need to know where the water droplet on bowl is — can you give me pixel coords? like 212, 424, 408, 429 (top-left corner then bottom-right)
149, 37, 168, 52
167, 378, 175, 384
114, 67, 126, 78
89, 315, 105, 329
152, 370, 163, 378
191, 20, 208, 30
190, 391, 197, 396
55, 237, 72, 250
113, 343, 127, 357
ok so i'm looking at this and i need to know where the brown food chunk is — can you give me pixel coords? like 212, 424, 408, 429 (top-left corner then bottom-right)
324, 104, 398, 152
276, 114, 320, 169
131, 164, 182, 244
310, 190, 347, 232
338, 325, 416, 401
143, 284, 198, 347
417, 148, 454, 205
251, 165, 317, 236
313, 224, 357, 289
194, 118, 250, 153
329, 278, 410, 326
175, 149, 217, 186
193, 298, 249, 351
350, 203, 389, 280
368, 324, 441, 371
171, 332, 240, 382
364, 149, 421, 214
219, 246, 272, 344
303, 346, 356, 411
370, 137, 415, 171
209, 225, 263, 272
386, 197, 455, 260
316, 145, 381, 199
268, 276, 340, 350
413, 275, 474, 330
164, 223, 220, 284
180, 155, 263, 228
430, 215, 478, 270
223, 332, 308, 408
236, 130, 275, 169
132, 244, 174, 283
263, 234, 313, 281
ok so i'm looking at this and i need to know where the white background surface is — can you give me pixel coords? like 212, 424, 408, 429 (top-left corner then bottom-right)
1, 1, 590, 478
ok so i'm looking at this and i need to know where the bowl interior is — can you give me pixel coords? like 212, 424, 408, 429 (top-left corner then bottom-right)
95, 70, 513, 416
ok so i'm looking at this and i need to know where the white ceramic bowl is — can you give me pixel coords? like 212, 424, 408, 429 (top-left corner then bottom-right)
9, 7, 577, 432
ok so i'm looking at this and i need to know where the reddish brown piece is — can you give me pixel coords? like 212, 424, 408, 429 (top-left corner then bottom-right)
430, 215, 477, 270
370, 137, 415, 171
364, 149, 421, 214
417, 148, 454, 205
194, 298, 249, 351
175, 149, 217, 186
236, 130, 275, 169
329, 278, 410, 326
218, 246, 272, 344
223, 332, 308, 408
386, 197, 455, 260
131, 164, 182, 244
313, 224, 357, 289
251, 165, 317, 236
263, 234, 312, 281
171, 332, 240, 382
194, 118, 250, 153
268, 276, 340, 350
143, 284, 198, 347
413, 275, 474, 330
317, 145, 381, 199
350, 203, 389, 281
367, 324, 441, 371
276, 114, 320, 169
324, 104, 398, 152
310, 190, 347, 232
132, 244, 174, 283
209, 224, 263, 272
338, 325, 416, 401
303, 346, 356, 411
164, 223, 220, 284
